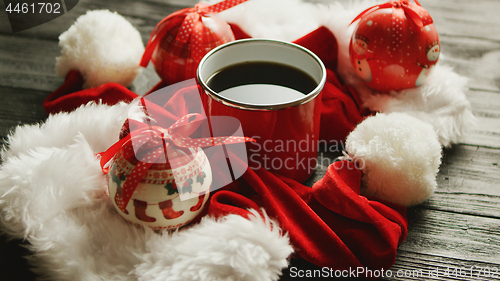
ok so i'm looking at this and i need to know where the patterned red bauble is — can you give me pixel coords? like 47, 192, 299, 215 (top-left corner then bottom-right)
140, 1, 251, 85
151, 12, 234, 85
349, 1, 440, 92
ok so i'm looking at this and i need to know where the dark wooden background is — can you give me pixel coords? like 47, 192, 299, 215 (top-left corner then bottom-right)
0, 0, 499, 280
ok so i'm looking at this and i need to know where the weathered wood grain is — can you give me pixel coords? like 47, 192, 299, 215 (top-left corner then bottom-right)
402, 207, 500, 265
0, 0, 193, 41
438, 146, 500, 196
389, 250, 500, 280
464, 90, 500, 148
0, 86, 48, 131
0, 35, 61, 92
417, 0, 500, 42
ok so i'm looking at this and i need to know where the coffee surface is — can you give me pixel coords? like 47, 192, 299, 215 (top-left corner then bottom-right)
206, 61, 317, 105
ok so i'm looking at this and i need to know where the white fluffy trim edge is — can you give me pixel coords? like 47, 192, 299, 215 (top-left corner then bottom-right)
135, 210, 293, 281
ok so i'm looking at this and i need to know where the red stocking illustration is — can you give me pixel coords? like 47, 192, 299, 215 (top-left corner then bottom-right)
114, 192, 128, 215
158, 199, 184, 220
133, 199, 156, 222
190, 193, 206, 212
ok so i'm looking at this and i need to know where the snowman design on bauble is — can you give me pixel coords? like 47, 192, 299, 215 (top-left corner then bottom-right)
350, 32, 374, 82
416, 40, 440, 86
348, 0, 441, 92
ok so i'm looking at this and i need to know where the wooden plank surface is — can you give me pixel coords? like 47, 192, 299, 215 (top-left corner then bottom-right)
0, 0, 499, 280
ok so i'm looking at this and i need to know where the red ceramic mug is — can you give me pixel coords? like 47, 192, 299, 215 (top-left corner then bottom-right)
197, 39, 326, 183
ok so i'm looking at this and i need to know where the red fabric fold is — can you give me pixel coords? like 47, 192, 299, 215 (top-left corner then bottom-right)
310, 161, 408, 270
43, 24, 407, 277
43, 70, 138, 114
208, 157, 407, 277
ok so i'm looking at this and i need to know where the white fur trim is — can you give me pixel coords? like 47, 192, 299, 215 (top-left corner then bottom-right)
135, 210, 292, 281
0, 102, 291, 280
358, 64, 477, 147
55, 10, 144, 88
346, 112, 442, 207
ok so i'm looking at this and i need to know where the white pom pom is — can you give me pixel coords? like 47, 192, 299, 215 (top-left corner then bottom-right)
56, 10, 145, 88
345, 112, 442, 207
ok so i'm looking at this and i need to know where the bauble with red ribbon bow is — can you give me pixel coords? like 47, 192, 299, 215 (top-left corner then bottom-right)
101, 110, 254, 230
140, 0, 249, 85
107, 142, 212, 230
349, 0, 440, 92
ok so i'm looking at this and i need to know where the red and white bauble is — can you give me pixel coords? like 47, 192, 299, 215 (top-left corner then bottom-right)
108, 146, 211, 230
151, 12, 234, 85
349, 1, 440, 92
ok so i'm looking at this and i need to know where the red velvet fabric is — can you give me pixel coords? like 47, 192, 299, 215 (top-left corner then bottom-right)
43, 25, 407, 278
208, 158, 407, 277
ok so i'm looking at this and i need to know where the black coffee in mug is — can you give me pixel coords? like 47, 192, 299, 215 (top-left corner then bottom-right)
206, 61, 317, 105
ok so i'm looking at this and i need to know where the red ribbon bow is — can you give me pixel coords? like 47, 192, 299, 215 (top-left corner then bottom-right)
140, 0, 249, 66
350, 0, 433, 39
99, 109, 254, 213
